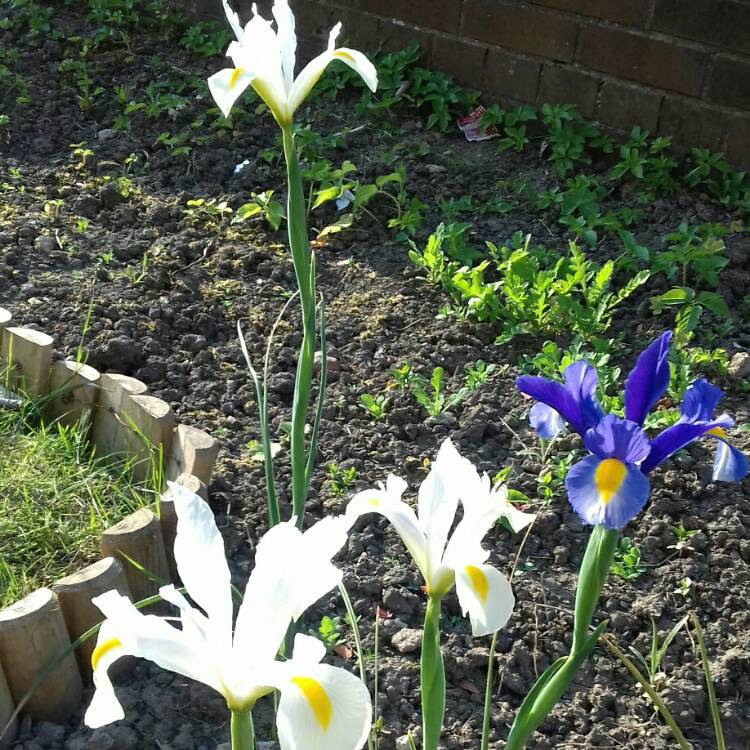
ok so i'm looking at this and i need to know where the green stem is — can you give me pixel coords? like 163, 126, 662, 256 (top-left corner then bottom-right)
480, 631, 498, 750
421, 595, 445, 750
601, 635, 692, 750
691, 612, 725, 750
281, 123, 317, 527
230, 710, 255, 750
505, 525, 619, 750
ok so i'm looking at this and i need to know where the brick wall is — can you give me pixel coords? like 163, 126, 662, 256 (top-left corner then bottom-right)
191, 0, 750, 168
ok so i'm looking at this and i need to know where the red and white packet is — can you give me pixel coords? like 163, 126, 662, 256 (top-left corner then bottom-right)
456, 105, 500, 142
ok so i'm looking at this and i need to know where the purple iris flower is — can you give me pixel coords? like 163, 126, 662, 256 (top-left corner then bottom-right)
517, 331, 748, 530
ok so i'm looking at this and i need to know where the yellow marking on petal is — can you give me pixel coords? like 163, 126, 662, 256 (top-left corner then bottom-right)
707, 427, 728, 440
333, 50, 356, 64
291, 676, 332, 731
368, 498, 381, 508
229, 67, 245, 89
465, 565, 489, 604
595, 458, 627, 505
91, 637, 122, 672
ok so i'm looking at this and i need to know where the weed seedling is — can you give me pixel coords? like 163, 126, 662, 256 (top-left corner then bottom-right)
610, 537, 645, 581
328, 462, 358, 496
359, 393, 389, 421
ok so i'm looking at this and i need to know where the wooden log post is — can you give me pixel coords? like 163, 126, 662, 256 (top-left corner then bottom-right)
90, 373, 148, 461
0, 588, 83, 723
158, 474, 207, 581
45, 359, 101, 429
120, 394, 175, 484
0, 327, 53, 397
0, 308, 10, 344
100, 508, 171, 607
52, 557, 130, 679
0, 664, 16, 750
166, 423, 218, 487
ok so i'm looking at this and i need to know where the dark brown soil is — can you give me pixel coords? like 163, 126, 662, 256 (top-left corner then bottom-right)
2, 3, 749, 750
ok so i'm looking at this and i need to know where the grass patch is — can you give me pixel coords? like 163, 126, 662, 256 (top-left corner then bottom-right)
0, 398, 155, 607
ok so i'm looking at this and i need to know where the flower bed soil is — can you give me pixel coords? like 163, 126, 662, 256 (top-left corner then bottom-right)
1, 3, 749, 749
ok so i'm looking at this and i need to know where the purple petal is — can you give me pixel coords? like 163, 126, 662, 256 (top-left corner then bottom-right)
624, 331, 673, 425
565, 455, 650, 530
712, 438, 749, 482
529, 402, 565, 440
641, 415, 734, 473
516, 376, 587, 435
563, 361, 604, 430
583, 414, 651, 464
678, 379, 724, 424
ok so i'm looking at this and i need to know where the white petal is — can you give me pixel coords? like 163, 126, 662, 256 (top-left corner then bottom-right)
418, 439, 462, 582
208, 67, 254, 118
272, 0, 297, 93
286, 22, 377, 117
91, 590, 221, 693
330, 47, 377, 92
236, 10, 288, 120
294, 516, 348, 619
84, 619, 129, 728
222, 0, 244, 42
347, 481, 430, 581
169, 483, 233, 647
234, 521, 301, 664
454, 563, 515, 637
275, 662, 372, 750
291, 633, 327, 665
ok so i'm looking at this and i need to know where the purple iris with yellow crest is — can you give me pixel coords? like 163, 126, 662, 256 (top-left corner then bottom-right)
517, 331, 748, 530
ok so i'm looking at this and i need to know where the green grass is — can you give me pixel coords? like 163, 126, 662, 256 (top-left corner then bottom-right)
0, 399, 155, 607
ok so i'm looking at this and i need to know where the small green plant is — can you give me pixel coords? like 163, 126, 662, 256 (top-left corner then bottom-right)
359, 393, 390, 421
389, 361, 416, 391
610, 536, 646, 581
233, 191, 284, 231
316, 614, 345, 649
541, 104, 613, 177
650, 286, 730, 345
465, 360, 496, 389
179, 20, 230, 57
667, 521, 698, 554
328, 462, 358, 496
653, 223, 728, 288
628, 616, 689, 691
410, 366, 474, 417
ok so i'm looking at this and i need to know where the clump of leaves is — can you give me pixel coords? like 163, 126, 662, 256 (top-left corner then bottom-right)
610, 537, 646, 581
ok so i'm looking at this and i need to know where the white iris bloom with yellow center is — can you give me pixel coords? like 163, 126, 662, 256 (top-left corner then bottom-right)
208, 0, 377, 125
85, 485, 371, 750
345, 439, 534, 636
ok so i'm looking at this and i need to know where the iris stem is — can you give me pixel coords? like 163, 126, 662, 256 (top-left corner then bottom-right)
421, 595, 445, 750
505, 524, 619, 749
281, 122, 318, 527
230, 710, 255, 750
480, 630, 498, 750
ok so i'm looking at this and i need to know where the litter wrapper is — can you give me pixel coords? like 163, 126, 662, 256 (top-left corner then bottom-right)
457, 106, 499, 142
0, 385, 22, 409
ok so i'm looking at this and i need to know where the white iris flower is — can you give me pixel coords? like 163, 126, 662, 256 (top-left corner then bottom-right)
345, 439, 534, 636
208, 0, 377, 125
85, 485, 371, 750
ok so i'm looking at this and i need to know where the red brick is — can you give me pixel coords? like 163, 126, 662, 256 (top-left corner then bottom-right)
431, 35, 487, 89
530, 0, 651, 27
658, 97, 728, 153
359, 0, 461, 34
595, 78, 663, 132
725, 114, 750, 169
462, 0, 579, 62
652, 0, 750, 56
333, 7, 383, 51
537, 64, 600, 117
706, 55, 750, 110
576, 24, 707, 95
481, 48, 541, 104
376, 17, 434, 55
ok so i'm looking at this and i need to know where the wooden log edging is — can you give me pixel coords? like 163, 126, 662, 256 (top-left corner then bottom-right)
0, 306, 221, 737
